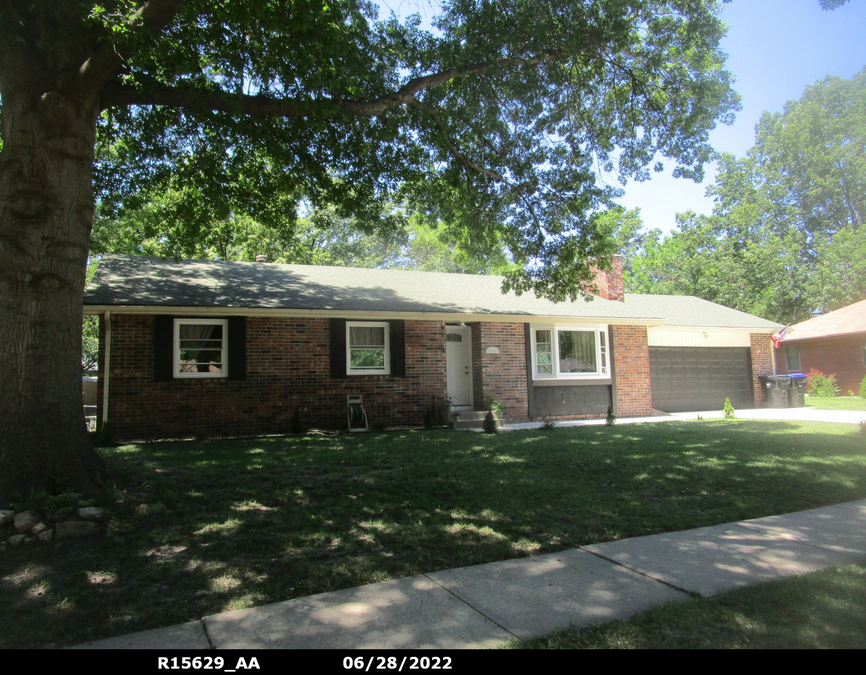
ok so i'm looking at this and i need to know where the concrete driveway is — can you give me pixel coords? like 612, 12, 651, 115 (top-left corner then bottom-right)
502, 405, 865, 431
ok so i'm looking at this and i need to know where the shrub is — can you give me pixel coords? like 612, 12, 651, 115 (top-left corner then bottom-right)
723, 397, 735, 419
806, 368, 839, 398
859, 374, 866, 399
605, 405, 616, 426
484, 396, 504, 418
482, 410, 498, 434
541, 418, 557, 430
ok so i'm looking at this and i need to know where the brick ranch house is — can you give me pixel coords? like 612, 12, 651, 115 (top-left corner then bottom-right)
84, 255, 782, 438
778, 298, 866, 395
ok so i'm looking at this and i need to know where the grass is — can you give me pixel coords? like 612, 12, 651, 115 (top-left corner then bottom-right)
515, 562, 866, 649
1, 419, 866, 648
806, 395, 866, 411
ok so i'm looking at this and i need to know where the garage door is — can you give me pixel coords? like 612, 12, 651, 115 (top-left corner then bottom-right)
649, 347, 753, 413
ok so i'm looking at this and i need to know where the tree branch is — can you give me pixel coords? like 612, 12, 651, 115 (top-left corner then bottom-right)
406, 98, 507, 186
79, 0, 186, 99
100, 51, 560, 115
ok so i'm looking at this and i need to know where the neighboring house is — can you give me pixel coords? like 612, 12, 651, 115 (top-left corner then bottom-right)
83, 255, 781, 438
778, 298, 866, 394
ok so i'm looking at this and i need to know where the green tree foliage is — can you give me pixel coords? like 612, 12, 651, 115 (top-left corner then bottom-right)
92, 194, 517, 274
755, 84, 865, 237
592, 206, 651, 285
85, 0, 740, 301
629, 70, 866, 323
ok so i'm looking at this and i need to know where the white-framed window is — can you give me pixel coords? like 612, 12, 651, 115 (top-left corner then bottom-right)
173, 318, 228, 378
530, 324, 609, 380
347, 321, 390, 375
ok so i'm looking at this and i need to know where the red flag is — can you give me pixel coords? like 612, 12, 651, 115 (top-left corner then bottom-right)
771, 325, 788, 349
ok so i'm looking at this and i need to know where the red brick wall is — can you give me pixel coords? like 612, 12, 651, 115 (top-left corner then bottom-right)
97, 314, 669, 435
612, 325, 653, 416
470, 322, 529, 421
780, 335, 866, 395
750, 333, 774, 406
470, 323, 484, 410
97, 315, 447, 439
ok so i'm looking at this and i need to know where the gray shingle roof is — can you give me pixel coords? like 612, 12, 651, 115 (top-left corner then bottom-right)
83, 255, 781, 330
619, 294, 782, 330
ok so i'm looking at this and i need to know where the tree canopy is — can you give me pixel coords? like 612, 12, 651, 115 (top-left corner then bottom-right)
86, 0, 740, 299
622, 69, 866, 323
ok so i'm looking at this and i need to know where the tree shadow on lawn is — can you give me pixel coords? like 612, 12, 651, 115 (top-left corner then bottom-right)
1, 420, 864, 647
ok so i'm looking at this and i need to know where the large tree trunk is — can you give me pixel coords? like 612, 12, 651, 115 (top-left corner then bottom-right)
0, 81, 109, 502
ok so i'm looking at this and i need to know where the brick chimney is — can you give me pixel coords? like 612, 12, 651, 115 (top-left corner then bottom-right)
589, 255, 625, 302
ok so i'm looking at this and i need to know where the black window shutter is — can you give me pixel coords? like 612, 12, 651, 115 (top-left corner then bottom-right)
330, 319, 347, 378
228, 317, 247, 380
390, 320, 406, 377
153, 315, 173, 381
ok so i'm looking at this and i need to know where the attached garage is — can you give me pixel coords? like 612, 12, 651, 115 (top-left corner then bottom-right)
644, 325, 761, 413
649, 346, 754, 412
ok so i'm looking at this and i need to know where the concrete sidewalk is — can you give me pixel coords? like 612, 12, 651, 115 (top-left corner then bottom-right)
75, 499, 866, 649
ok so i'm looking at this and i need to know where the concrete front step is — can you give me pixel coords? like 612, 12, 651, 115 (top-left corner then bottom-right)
451, 410, 505, 430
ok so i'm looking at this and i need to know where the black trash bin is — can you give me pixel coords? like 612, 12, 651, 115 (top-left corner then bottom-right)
760, 375, 791, 408
788, 372, 807, 408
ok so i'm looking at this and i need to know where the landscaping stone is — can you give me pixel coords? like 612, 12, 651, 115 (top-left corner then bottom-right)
8, 534, 26, 546
13, 511, 39, 533
24, 536, 36, 545
31, 523, 48, 535
0, 510, 14, 526
135, 503, 167, 517
78, 507, 106, 521
53, 506, 74, 519
55, 521, 99, 539
77, 499, 95, 507
37, 529, 54, 543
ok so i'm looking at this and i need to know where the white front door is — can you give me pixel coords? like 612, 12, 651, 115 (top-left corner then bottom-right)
446, 326, 473, 407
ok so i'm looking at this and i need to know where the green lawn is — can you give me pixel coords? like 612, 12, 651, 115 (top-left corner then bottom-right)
806, 395, 866, 411
1, 420, 865, 648
515, 562, 866, 649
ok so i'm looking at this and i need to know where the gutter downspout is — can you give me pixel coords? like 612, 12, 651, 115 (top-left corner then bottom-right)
102, 310, 111, 427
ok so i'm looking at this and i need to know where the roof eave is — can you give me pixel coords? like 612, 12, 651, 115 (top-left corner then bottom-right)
82, 304, 669, 326
783, 328, 866, 343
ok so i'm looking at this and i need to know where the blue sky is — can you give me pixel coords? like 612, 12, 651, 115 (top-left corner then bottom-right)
618, 0, 866, 233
